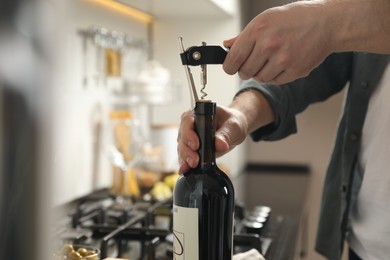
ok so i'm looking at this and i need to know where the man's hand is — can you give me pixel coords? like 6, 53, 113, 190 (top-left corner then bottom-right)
177, 105, 248, 174
223, 0, 390, 85
177, 89, 275, 174
223, 1, 332, 85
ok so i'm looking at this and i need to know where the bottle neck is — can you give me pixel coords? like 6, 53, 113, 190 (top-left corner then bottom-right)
194, 101, 216, 170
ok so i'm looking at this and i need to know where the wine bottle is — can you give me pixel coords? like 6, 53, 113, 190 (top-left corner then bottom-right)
173, 100, 235, 260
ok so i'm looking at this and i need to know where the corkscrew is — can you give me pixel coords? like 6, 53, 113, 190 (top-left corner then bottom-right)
178, 37, 228, 106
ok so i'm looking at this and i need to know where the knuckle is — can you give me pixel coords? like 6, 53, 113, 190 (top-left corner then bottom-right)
238, 70, 251, 80
239, 64, 259, 80
177, 143, 188, 159
225, 119, 246, 145
276, 54, 291, 68
262, 38, 280, 56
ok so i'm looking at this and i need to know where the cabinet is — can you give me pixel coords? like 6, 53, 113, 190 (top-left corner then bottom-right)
116, 0, 238, 18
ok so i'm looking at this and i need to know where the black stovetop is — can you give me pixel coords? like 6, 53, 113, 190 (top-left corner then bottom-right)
52, 189, 275, 259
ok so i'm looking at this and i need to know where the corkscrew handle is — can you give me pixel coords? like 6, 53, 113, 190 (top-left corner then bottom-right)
180, 45, 228, 66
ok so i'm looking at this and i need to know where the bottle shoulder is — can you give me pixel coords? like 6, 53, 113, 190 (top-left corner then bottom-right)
174, 166, 234, 192
173, 166, 235, 208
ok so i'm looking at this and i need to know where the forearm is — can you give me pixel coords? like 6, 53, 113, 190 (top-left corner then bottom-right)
230, 88, 275, 134
325, 0, 390, 54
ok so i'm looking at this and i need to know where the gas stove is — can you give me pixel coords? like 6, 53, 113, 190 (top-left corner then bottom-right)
52, 189, 274, 259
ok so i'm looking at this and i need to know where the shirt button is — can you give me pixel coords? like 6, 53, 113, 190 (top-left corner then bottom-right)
341, 185, 347, 192
349, 133, 359, 141
361, 81, 368, 89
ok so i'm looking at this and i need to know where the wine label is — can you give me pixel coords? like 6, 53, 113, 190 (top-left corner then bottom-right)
173, 204, 199, 260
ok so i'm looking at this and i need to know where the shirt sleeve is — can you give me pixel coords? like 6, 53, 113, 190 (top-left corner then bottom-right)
239, 52, 353, 141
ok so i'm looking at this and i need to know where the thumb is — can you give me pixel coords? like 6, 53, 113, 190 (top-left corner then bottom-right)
215, 133, 230, 158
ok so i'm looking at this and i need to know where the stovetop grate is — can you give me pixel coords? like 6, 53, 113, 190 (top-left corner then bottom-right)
52, 189, 273, 259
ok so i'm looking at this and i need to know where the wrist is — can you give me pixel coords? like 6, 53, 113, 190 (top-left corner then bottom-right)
230, 88, 275, 134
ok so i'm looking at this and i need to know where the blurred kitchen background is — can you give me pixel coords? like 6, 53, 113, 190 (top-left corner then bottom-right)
0, 0, 347, 259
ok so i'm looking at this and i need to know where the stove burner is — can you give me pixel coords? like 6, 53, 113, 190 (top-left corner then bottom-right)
53, 189, 273, 259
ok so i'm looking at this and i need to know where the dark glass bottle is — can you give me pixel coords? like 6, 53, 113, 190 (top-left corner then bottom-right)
173, 100, 235, 260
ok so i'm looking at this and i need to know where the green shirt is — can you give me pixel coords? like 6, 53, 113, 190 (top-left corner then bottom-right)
241, 52, 390, 260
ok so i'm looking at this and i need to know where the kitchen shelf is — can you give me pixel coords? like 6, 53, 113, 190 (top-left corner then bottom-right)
116, 0, 237, 19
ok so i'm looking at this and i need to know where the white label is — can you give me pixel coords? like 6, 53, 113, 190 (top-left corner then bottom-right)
173, 204, 199, 260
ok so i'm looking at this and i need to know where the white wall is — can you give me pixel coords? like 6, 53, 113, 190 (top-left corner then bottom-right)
51, 0, 149, 205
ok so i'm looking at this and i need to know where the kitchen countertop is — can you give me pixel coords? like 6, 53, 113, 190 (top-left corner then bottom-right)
233, 163, 311, 260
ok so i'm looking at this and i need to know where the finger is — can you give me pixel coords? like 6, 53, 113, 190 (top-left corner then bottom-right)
177, 110, 200, 174
215, 134, 230, 158
253, 59, 284, 83
223, 36, 237, 49
178, 161, 190, 175
223, 34, 255, 75
237, 42, 269, 80
178, 110, 199, 151
177, 140, 199, 172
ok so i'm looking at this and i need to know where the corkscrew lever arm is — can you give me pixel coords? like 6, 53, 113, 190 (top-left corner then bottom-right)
178, 37, 199, 103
